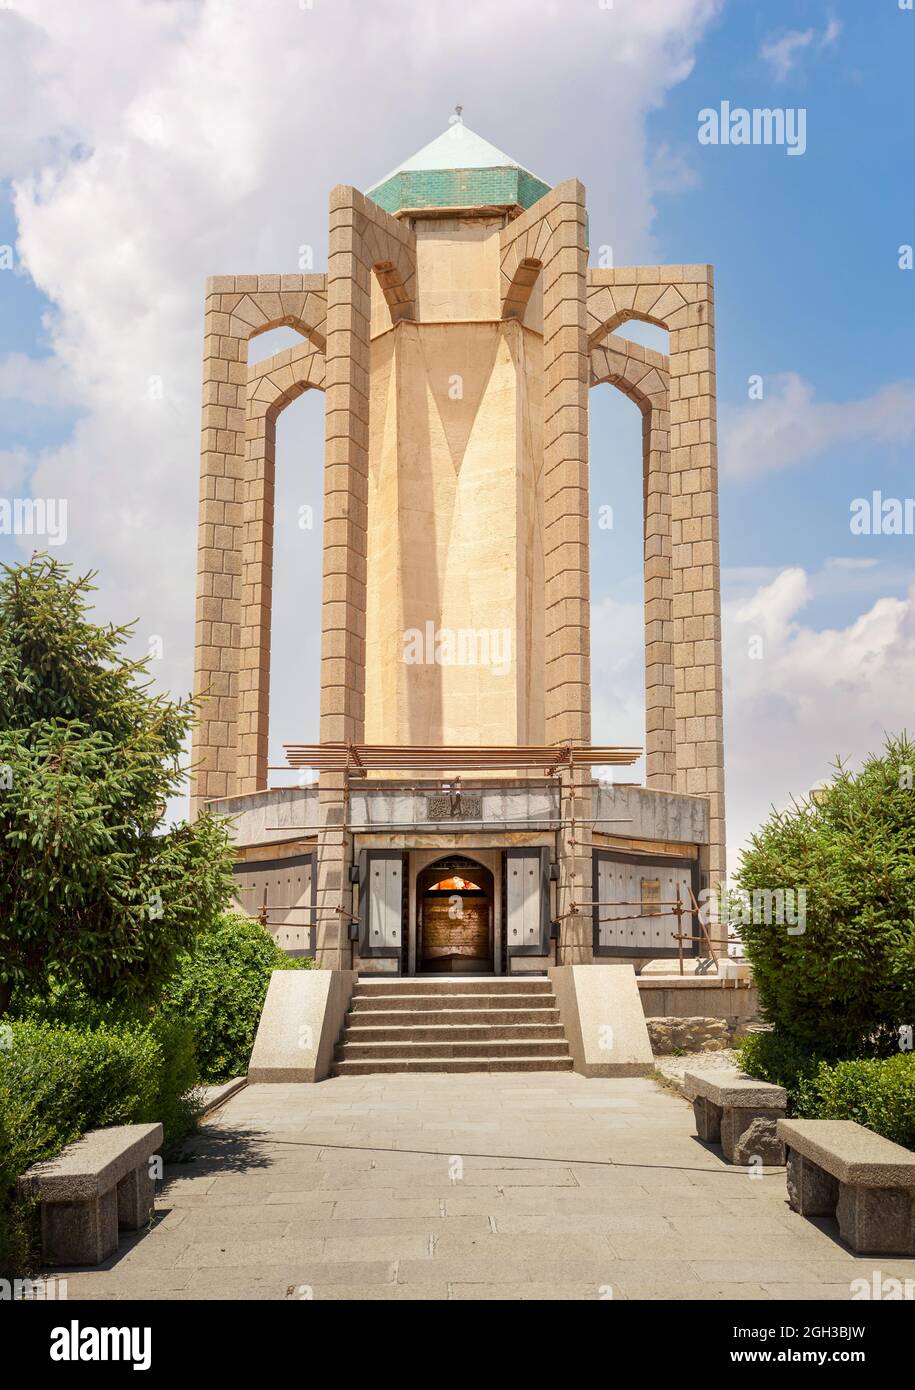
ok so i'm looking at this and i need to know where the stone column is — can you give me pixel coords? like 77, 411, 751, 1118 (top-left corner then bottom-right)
667, 268, 725, 882
321, 188, 386, 746
642, 367, 676, 792
501, 181, 592, 751
236, 395, 275, 793
541, 183, 591, 748
191, 277, 248, 812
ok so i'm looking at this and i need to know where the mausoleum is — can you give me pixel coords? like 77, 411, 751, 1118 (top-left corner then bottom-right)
191, 118, 726, 982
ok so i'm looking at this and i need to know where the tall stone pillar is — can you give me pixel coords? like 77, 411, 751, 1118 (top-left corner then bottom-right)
191, 277, 248, 812
667, 269, 726, 883
501, 179, 592, 750
585, 265, 726, 882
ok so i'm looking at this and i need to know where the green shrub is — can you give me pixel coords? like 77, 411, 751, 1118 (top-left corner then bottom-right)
160, 915, 307, 1083
145, 1015, 200, 1145
0, 1017, 200, 1277
811, 1054, 915, 1148
0, 1083, 30, 1280
736, 1030, 824, 1114
737, 1034, 915, 1148
734, 733, 915, 1059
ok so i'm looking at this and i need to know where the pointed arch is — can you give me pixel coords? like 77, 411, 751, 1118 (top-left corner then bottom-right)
501, 256, 542, 320
236, 342, 326, 791
590, 336, 675, 792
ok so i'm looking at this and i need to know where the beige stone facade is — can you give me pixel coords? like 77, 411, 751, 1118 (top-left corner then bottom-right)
191, 126, 726, 970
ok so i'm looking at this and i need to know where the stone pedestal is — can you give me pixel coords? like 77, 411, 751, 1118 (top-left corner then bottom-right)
41, 1189, 118, 1267
721, 1106, 786, 1164
693, 1095, 722, 1143
733, 1117, 785, 1167
836, 1184, 915, 1255
116, 1165, 155, 1230
786, 1149, 839, 1217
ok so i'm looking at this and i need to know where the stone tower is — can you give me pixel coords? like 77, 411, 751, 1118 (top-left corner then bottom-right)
191, 120, 726, 972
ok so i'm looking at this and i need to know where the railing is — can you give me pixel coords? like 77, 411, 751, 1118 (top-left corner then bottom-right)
574, 885, 733, 976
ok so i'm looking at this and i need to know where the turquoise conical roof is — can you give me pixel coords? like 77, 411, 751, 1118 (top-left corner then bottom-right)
366, 120, 551, 215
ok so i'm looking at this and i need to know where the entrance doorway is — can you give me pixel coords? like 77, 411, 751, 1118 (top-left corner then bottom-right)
416, 857, 495, 974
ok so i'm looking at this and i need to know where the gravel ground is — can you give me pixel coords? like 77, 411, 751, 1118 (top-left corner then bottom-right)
653, 1048, 739, 1088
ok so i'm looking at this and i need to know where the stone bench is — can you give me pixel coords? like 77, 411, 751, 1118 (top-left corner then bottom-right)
778, 1119, 915, 1255
683, 1068, 786, 1165
18, 1123, 163, 1266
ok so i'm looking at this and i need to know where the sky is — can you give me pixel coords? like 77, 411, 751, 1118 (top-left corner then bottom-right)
0, 0, 913, 873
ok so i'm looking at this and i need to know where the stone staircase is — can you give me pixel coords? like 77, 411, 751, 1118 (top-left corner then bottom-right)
332, 977, 574, 1076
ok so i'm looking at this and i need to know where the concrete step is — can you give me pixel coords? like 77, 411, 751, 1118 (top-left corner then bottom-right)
346, 1007, 561, 1027
342, 1022, 566, 1043
335, 976, 572, 1077
336, 1038, 571, 1061
331, 1055, 575, 1076
351, 992, 556, 1014
355, 977, 551, 996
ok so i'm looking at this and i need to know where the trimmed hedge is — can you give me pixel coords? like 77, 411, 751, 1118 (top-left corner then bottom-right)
0, 915, 305, 1272
160, 915, 308, 1083
737, 1032, 915, 1149
0, 1016, 199, 1277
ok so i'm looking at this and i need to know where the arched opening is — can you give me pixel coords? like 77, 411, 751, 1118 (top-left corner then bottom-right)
588, 327, 672, 791
428, 874, 482, 893
609, 317, 668, 355
589, 381, 646, 784
416, 856, 495, 974
235, 333, 327, 791
248, 325, 310, 365
265, 384, 325, 786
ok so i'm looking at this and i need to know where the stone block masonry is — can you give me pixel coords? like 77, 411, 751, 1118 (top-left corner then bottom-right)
190, 131, 728, 975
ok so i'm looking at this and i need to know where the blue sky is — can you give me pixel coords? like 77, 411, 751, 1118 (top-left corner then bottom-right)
591, 0, 915, 621
1, 0, 913, 866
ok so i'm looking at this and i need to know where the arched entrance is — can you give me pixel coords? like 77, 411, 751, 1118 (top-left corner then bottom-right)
416, 856, 494, 974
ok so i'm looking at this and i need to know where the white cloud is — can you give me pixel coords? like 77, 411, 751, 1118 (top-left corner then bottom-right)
590, 591, 647, 784
0, 0, 723, 793
592, 563, 915, 876
760, 17, 842, 82
821, 17, 843, 49
0, 352, 76, 404
723, 567, 915, 870
760, 28, 815, 82
720, 372, 915, 479
0, 447, 31, 492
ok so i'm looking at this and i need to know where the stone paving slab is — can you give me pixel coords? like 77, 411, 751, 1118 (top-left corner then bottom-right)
51, 1073, 915, 1301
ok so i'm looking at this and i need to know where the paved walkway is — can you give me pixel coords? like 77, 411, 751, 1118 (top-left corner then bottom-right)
64, 1074, 915, 1300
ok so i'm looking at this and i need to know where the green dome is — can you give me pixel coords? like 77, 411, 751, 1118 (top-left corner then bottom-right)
366, 120, 551, 216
